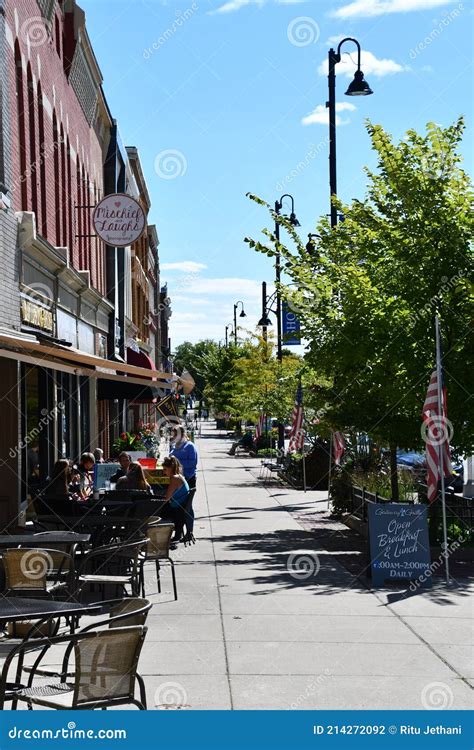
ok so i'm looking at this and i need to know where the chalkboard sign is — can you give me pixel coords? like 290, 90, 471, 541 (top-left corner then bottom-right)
93, 463, 120, 489
368, 503, 432, 587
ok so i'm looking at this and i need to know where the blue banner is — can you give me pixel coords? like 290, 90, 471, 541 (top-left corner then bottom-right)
0, 711, 471, 750
282, 302, 301, 345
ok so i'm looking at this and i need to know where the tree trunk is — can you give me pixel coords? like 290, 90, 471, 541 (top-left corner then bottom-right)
389, 442, 399, 501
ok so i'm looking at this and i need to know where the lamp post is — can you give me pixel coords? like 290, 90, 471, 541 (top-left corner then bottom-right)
233, 301, 246, 345
274, 194, 300, 451
326, 37, 373, 228
225, 325, 233, 348
257, 281, 273, 342
306, 233, 322, 261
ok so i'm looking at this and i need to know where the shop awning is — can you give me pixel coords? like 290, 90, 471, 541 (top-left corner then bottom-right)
126, 347, 156, 373
97, 378, 161, 402
0, 334, 176, 388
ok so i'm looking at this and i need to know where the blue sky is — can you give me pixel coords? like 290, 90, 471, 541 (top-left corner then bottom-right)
81, 0, 472, 347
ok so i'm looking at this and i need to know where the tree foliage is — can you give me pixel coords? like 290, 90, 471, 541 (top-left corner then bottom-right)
246, 118, 473, 469
173, 335, 303, 423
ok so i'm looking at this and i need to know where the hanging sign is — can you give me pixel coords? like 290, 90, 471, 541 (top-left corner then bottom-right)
368, 503, 432, 587
92, 193, 146, 247
282, 302, 301, 345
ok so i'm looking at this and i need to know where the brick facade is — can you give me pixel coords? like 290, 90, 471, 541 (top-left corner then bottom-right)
0, 0, 21, 331
4, 0, 106, 293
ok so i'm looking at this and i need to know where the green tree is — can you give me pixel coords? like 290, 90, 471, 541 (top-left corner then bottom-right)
246, 118, 473, 499
230, 333, 302, 423
173, 339, 220, 402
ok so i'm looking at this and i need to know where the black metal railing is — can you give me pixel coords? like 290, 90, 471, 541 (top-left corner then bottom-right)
350, 485, 414, 521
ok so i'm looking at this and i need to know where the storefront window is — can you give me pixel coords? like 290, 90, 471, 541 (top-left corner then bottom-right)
21, 366, 40, 502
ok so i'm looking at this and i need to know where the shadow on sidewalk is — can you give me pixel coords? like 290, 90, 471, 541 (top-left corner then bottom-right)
206, 524, 472, 605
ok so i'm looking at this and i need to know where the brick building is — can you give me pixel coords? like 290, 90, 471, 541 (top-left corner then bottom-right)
0, 0, 172, 528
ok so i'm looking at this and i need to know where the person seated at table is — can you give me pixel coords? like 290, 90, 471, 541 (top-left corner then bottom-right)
39, 459, 86, 515
116, 462, 151, 493
70, 452, 95, 499
228, 429, 255, 456
46, 459, 72, 498
110, 452, 131, 484
93, 448, 105, 464
159, 456, 190, 533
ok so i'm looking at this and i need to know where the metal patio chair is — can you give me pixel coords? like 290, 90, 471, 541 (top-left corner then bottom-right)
0, 625, 148, 710
138, 523, 177, 600
76, 540, 145, 600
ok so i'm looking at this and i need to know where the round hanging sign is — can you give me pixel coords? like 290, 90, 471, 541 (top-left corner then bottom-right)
92, 193, 146, 247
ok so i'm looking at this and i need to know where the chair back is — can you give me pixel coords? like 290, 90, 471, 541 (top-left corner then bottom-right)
72, 626, 146, 707
108, 598, 151, 628
2, 548, 50, 593
146, 523, 174, 558
80, 540, 144, 578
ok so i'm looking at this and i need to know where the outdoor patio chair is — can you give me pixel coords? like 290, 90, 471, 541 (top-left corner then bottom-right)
2, 547, 74, 599
0, 625, 148, 710
1, 548, 74, 638
17, 598, 152, 693
77, 540, 145, 600
138, 523, 177, 600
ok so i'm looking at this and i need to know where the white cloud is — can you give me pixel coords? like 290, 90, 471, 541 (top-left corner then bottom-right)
302, 102, 356, 127
183, 277, 263, 298
213, 0, 305, 13
172, 312, 208, 321
167, 277, 275, 344
326, 34, 345, 45
161, 261, 207, 273
318, 49, 408, 78
172, 295, 212, 306
332, 0, 454, 19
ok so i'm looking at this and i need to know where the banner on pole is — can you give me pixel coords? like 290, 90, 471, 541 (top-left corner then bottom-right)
282, 302, 301, 345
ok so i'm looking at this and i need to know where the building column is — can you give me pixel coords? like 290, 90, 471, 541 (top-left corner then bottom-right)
0, 358, 21, 530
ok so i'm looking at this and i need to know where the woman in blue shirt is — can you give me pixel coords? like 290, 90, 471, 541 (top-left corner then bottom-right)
170, 429, 198, 489
160, 457, 189, 536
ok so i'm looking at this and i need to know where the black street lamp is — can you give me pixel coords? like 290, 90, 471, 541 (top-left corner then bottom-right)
306, 233, 322, 260
274, 194, 300, 451
225, 324, 233, 348
257, 281, 274, 342
326, 37, 373, 228
233, 301, 246, 345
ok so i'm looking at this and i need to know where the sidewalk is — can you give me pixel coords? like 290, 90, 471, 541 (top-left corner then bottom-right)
143, 423, 473, 710
6, 422, 472, 711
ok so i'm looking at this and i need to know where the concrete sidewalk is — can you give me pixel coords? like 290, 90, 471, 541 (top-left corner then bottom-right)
143, 423, 473, 710
5, 422, 472, 711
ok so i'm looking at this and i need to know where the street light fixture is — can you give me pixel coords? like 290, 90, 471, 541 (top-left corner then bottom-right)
326, 37, 373, 228
306, 233, 322, 259
257, 281, 274, 340
233, 300, 246, 345
225, 324, 234, 348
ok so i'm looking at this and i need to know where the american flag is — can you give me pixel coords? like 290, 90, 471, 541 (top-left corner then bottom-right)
288, 381, 305, 453
422, 369, 452, 503
333, 431, 346, 465
255, 413, 265, 441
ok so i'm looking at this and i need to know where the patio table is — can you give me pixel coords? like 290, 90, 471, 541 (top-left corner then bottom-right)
0, 532, 91, 548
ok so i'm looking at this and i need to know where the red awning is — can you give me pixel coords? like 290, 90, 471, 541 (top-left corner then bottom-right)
126, 347, 156, 373
126, 348, 157, 403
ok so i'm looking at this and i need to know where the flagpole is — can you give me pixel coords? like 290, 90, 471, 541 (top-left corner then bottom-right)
302, 443, 307, 493
435, 315, 450, 584
327, 432, 333, 510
